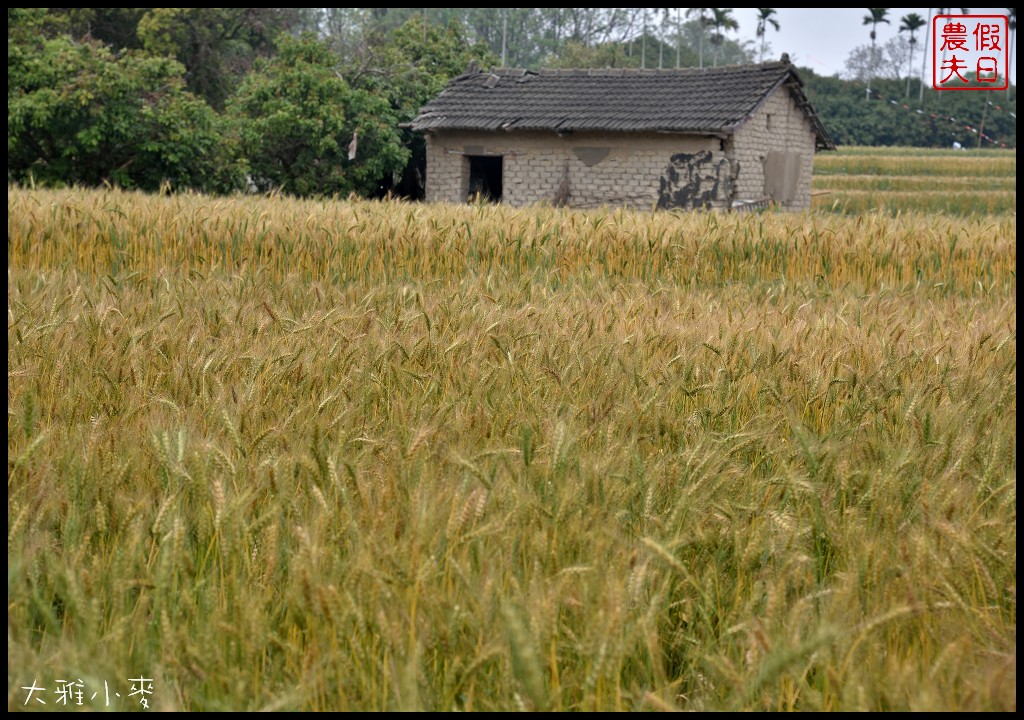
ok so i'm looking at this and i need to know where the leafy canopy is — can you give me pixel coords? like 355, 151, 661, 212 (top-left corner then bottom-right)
8, 21, 239, 192
229, 34, 408, 197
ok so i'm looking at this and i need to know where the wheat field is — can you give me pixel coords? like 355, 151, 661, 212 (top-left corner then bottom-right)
7, 176, 1016, 710
813, 147, 1017, 215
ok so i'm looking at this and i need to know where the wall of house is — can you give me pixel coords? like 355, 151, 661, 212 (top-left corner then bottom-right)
727, 86, 817, 211
424, 130, 730, 211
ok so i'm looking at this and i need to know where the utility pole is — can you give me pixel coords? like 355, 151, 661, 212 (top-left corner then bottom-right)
977, 92, 990, 149
676, 8, 681, 68
501, 10, 507, 67
920, 8, 932, 105
659, 10, 665, 68
641, 9, 647, 68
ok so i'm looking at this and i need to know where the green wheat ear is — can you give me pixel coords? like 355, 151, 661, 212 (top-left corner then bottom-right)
520, 425, 534, 468
503, 603, 548, 712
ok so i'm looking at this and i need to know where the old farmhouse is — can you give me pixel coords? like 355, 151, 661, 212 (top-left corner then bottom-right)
409, 57, 835, 212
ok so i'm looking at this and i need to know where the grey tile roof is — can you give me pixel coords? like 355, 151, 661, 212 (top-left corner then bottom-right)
410, 62, 835, 150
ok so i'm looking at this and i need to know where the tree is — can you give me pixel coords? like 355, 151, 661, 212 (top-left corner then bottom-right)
680, 18, 754, 67
709, 9, 739, 67
33, 8, 148, 50
229, 34, 408, 197
843, 36, 910, 83
354, 16, 497, 197
8, 25, 239, 193
315, 8, 373, 62
756, 8, 780, 63
899, 13, 926, 97
685, 8, 712, 68
21, 8, 308, 111
136, 8, 304, 110
294, 12, 496, 197
863, 8, 891, 99
460, 8, 546, 68
546, 34, 698, 71
802, 63, 1016, 148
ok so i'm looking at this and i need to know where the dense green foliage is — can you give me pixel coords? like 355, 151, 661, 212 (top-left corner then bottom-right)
6, 8, 493, 198
7, 14, 240, 193
803, 71, 1016, 149
230, 35, 407, 198
364, 17, 498, 196
34, 8, 306, 110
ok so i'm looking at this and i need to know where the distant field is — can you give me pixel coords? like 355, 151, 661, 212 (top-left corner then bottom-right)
820, 145, 1013, 157
7, 186, 1016, 711
813, 146, 1017, 215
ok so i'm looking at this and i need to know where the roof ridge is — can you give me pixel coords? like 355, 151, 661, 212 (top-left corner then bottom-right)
530, 62, 790, 77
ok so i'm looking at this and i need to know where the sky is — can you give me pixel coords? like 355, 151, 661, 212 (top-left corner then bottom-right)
729, 8, 1015, 84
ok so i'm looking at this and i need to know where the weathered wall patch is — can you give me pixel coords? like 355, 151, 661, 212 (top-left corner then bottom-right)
657, 151, 731, 210
572, 147, 611, 167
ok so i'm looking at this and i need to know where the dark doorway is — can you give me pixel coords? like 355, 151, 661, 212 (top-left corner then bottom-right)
467, 155, 503, 202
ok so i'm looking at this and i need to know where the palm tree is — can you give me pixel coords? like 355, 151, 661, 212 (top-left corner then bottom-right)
756, 8, 780, 63
709, 8, 739, 66
686, 8, 712, 68
899, 13, 926, 97
863, 8, 891, 100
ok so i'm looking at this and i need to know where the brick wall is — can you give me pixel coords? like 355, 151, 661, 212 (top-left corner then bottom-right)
425, 130, 722, 210
727, 87, 817, 211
